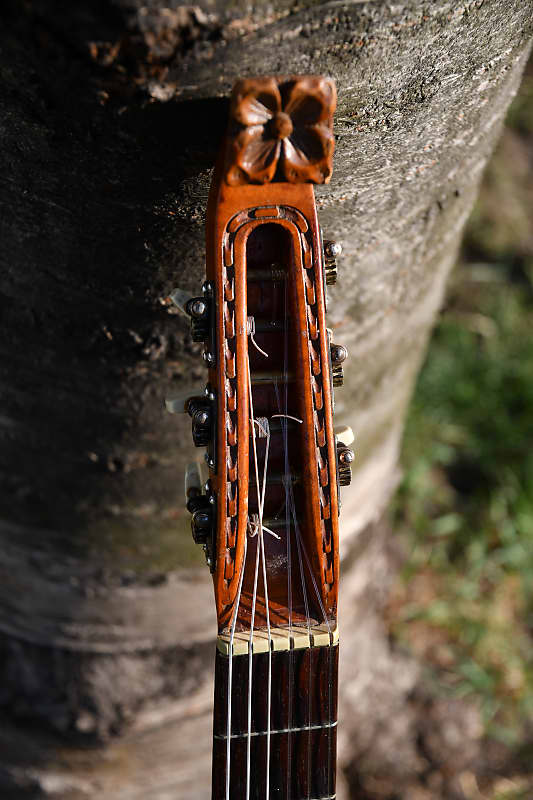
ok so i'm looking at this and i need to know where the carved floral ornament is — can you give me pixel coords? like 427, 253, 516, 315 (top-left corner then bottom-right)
225, 76, 337, 186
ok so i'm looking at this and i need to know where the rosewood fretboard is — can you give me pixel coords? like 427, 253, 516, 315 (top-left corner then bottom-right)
212, 637, 338, 800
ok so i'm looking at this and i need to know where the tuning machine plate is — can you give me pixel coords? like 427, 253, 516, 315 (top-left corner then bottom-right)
330, 342, 347, 387
185, 462, 216, 571
165, 386, 216, 466
169, 285, 213, 346
323, 239, 341, 286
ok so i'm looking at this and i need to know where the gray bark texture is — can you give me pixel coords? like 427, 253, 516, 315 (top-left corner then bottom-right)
1, 1, 532, 797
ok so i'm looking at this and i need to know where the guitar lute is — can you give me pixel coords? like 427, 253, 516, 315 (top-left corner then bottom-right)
167, 75, 354, 800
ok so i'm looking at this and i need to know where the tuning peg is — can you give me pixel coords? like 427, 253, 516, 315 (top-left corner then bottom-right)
169, 287, 211, 342
165, 389, 202, 415
185, 461, 203, 505
335, 425, 354, 447
169, 287, 193, 315
337, 435, 355, 487
165, 390, 195, 414
165, 391, 213, 449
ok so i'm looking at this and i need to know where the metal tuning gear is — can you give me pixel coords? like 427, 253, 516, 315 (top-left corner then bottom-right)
185, 462, 215, 570
165, 390, 214, 449
330, 342, 347, 387
323, 239, 341, 285
169, 286, 212, 343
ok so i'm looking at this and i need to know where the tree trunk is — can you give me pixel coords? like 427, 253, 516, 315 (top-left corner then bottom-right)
1, 1, 531, 797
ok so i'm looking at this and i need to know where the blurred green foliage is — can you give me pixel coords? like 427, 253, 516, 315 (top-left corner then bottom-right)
392, 59, 533, 746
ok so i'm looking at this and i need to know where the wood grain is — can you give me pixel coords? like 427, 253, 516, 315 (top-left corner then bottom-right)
205, 178, 340, 633
212, 644, 338, 799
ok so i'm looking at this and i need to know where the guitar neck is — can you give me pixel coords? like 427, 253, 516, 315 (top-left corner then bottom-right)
169, 75, 349, 800
212, 630, 339, 800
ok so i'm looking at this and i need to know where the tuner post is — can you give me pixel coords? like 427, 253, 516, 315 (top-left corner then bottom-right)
169, 287, 212, 342
330, 343, 347, 387
185, 464, 216, 570
188, 398, 212, 448
337, 441, 355, 487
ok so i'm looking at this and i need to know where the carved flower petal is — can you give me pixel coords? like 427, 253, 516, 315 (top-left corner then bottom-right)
289, 124, 331, 161
234, 126, 281, 184
283, 76, 336, 127
282, 124, 334, 184
231, 77, 281, 127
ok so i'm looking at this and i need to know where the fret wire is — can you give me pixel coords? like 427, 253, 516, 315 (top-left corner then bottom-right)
214, 720, 338, 740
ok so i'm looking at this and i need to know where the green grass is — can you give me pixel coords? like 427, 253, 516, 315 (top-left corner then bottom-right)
391, 58, 533, 746
393, 265, 533, 737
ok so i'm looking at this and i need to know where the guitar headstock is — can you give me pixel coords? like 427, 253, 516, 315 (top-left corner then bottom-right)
167, 75, 353, 644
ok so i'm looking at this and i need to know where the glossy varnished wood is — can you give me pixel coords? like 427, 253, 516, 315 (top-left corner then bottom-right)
205, 76, 339, 634
203, 75, 340, 798
206, 180, 340, 631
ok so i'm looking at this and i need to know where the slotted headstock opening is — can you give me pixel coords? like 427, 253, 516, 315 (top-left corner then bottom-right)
206, 191, 340, 637
238, 222, 321, 631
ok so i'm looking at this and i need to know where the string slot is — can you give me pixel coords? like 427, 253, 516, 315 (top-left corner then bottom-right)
253, 319, 287, 333
248, 472, 300, 487
246, 266, 286, 282
250, 371, 295, 385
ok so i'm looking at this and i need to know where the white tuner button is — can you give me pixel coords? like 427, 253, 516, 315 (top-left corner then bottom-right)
169, 287, 193, 315
185, 461, 204, 503
164, 389, 198, 414
334, 424, 355, 447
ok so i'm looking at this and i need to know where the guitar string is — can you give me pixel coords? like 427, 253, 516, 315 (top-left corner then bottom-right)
291, 477, 313, 799
242, 272, 326, 798
287, 479, 332, 634
276, 277, 293, 799
225, 320, 274, 800
286, 268, 325, 800
225, 533, 248, 800
289, 490, 332, 636
278, 258, 336, 797
246, 332, 272, 800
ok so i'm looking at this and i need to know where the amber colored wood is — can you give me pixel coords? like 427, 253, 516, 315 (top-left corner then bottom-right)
204, 75, 340, 635
225, 76, 336, 186
212, 645, 338, 799
204, 73, 340, 797
205, 177, 340, 632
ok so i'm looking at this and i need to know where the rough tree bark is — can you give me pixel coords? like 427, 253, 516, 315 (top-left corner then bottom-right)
1, 1, 531, 798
